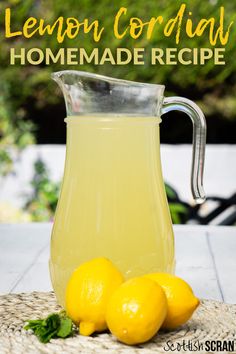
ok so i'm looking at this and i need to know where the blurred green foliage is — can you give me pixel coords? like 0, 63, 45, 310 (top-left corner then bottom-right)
0, 84, 35, 175
0, 0, 236, 173
24, 159, 60, 221
165, 184, 189, 224
0, 0, 236, 223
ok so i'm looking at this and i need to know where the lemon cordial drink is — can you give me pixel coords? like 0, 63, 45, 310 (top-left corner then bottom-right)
50, 116, 175, 307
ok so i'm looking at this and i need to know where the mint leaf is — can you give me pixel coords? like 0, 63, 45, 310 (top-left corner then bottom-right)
35, 324, 58, 343
24, 319, 43, 330
57, 317, 73, 338
43, 313, 60, 329
24, 313, 74, 343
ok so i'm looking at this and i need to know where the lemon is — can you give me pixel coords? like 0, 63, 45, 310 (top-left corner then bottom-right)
106, 277, 167, 345
65, 257, 124, 336
144, 273, 199, 329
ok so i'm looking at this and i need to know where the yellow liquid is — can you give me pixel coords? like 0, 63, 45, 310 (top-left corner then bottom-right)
50, 116, 175, 307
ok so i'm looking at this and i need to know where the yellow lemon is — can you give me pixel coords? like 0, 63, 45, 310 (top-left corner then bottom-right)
144, 273, 199, 329
65, 257, 124, 336
106, 277, 167, 345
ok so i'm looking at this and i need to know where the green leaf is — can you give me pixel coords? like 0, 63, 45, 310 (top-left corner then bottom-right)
24, 313, 73, 343
165, 184, 178, 199
169, 202, 188, 224
170, 203, 188, 213
57, 317, 73, 338
35, 324, 58, 343
24, 319, 43, 330
42, 313, 60, 329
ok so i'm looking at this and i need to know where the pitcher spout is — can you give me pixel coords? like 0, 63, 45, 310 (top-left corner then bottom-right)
52, 70, 165, 117
52, 71, 85, 116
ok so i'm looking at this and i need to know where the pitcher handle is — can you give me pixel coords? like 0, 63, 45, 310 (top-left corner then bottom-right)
161, 97, 207, 204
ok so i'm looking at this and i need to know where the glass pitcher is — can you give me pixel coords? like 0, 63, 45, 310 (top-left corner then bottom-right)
50, 71, 206, 307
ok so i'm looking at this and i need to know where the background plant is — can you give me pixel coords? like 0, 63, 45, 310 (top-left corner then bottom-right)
0, 0, 235, 222
24, 159, 60, 221
0, 0, 235, 171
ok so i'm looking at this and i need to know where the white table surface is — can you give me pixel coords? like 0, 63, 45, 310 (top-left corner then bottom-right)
0, 224, 235, 304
